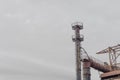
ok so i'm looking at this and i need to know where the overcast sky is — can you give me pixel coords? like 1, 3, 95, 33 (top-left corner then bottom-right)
0, 0, 120, 80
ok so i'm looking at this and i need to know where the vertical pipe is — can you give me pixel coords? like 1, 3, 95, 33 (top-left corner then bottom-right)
75, 28, 81, 80
72, 23, 83, 80
83, 61, 91, 80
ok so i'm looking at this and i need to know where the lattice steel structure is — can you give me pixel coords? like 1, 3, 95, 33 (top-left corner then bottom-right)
97, 44, 120, 71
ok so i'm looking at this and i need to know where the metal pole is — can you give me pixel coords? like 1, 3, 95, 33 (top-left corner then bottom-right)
75, 27, 81, 80
72, 22, 83, 80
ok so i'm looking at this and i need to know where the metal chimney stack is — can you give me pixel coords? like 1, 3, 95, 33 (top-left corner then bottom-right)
72, 22, 84, 80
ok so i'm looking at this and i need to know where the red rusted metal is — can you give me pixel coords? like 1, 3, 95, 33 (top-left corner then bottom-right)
101, 70, 120, 79
82, 56, 111, 72
90, 59, 111, 72
96, 44, 120, 71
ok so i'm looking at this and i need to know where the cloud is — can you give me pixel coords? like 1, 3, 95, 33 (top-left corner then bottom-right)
0, 51, 74, 76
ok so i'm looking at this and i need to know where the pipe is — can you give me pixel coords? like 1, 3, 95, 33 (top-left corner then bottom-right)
82, 55, 111, 72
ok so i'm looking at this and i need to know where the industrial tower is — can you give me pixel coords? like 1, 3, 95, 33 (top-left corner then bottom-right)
71, 22, 120, 80
72, 22, 84, 80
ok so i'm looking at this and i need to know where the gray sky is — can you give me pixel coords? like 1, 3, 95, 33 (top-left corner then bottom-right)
0, 0, 120, 80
